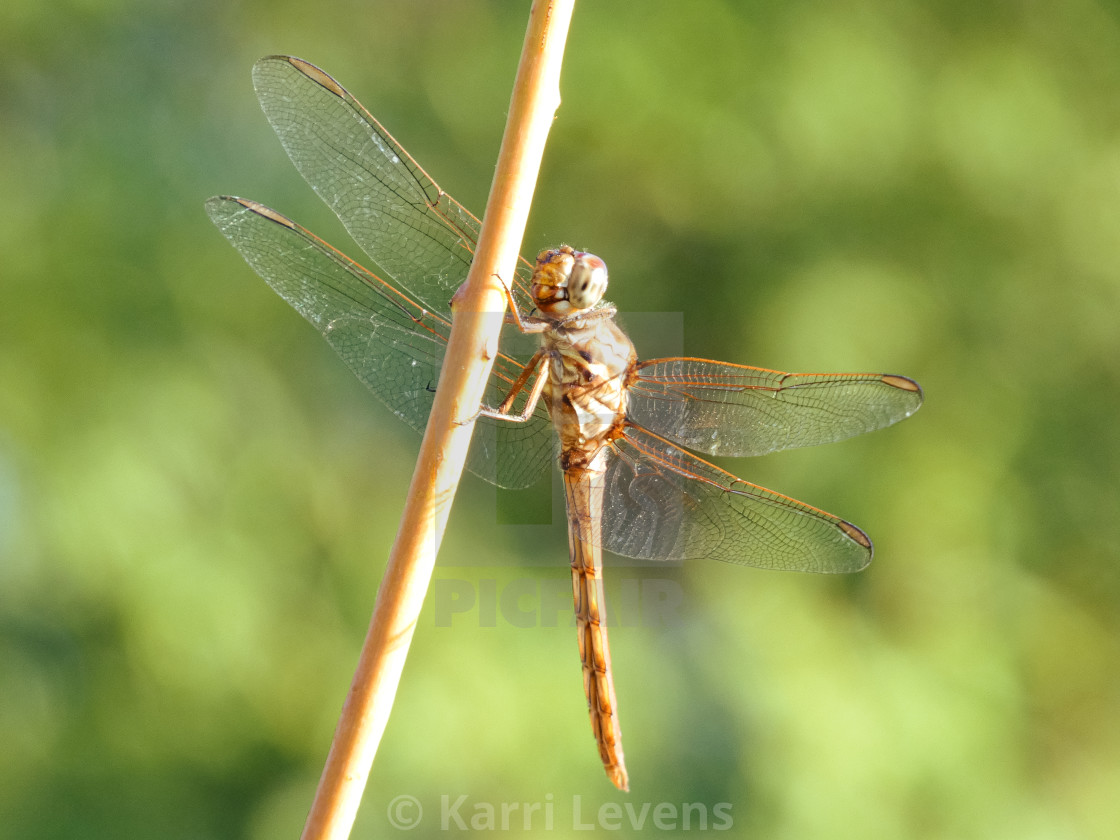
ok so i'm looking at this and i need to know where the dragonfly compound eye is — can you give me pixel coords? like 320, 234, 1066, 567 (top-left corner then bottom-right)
568, 252, 608, 309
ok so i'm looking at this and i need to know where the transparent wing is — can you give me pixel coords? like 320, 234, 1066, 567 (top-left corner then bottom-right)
205, 196, 552, 489
599, 425, 872, 572
627, 357, 923, 458
251, 55, 537, 319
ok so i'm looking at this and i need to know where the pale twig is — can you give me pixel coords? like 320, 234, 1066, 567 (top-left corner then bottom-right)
299, 2, 576, 838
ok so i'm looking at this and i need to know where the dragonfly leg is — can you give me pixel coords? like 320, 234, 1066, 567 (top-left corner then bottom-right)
492, 274, 553, 334
475, 348, 549, 424
450, 271, 549, 333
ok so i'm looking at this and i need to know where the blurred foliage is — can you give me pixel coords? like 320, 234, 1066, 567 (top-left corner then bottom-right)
2, 0, 1119, 837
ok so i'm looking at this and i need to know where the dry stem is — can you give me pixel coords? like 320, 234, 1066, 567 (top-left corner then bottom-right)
300, 2, 575, 838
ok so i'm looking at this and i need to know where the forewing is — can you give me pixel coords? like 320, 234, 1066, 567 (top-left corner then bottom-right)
251, 56, 536, 318
627, 358, 922, 458
598, 425, 872, 572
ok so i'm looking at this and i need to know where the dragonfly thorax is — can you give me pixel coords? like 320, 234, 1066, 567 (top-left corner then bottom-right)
531, 245, 608, 319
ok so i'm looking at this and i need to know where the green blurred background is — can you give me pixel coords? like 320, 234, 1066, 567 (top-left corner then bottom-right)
3, 0, 1118, 837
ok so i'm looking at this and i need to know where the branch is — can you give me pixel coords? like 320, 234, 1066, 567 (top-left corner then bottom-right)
300, 2, 575, 838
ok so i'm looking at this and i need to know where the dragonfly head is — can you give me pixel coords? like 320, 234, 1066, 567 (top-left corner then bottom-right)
531, 246, 608, 318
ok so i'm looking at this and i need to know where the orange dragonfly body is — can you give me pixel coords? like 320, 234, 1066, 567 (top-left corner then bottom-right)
207, 56, 923, 791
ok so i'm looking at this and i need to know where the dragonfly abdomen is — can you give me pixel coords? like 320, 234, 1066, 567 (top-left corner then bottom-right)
565, 464, 629, 792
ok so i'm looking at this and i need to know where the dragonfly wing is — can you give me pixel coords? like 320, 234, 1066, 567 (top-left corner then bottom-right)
598, 425, 872, 572
251, 56, 536, 318
627, 357, 922, 458
206, 196, 552, 489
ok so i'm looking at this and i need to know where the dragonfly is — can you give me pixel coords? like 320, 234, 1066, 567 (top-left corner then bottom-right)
206, 56, 923, 792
